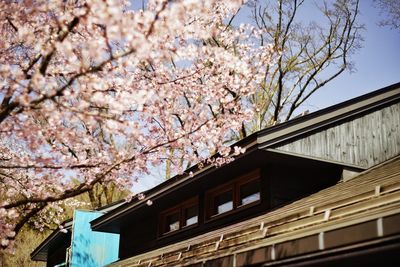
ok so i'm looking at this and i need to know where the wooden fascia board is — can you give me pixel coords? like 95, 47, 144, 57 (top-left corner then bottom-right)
90, 164, 215, 231
30, 220, 73, 261
91, 141, 260, 231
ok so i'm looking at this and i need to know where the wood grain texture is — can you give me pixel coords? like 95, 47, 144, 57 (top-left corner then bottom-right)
274, 102, 400, 168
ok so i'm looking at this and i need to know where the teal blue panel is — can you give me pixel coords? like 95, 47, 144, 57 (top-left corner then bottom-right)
70, 210, 119, 267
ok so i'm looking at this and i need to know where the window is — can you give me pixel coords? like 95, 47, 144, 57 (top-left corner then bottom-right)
206, 170, 261, 219
213, 189, 233, 216
159, 197, 198, 236
239, 179, 261, 207
165, 212, 180, 233
184, 205, 198, 227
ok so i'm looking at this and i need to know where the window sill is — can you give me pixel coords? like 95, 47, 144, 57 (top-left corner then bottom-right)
158, 223, 199, 240
205, 200, 261, 223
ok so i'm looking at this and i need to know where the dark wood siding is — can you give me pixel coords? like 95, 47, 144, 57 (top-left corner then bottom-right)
274, 102, 400, 168
268, 163, 340, 208
118, 155, 342, 260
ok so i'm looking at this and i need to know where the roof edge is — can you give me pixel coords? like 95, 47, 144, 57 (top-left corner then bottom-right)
30, 219, 73, 261
257, 82, 400, 147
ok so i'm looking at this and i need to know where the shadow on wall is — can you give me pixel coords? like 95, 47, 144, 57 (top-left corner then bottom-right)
72, 233, 97, 266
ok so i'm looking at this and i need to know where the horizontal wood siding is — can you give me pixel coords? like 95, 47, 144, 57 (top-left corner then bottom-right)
274, 102, 400, 168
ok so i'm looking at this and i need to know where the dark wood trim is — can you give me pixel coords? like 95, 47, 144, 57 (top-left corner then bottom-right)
205, 169, 261, 222
236, 171, 261, 207
158, 196, 199, 238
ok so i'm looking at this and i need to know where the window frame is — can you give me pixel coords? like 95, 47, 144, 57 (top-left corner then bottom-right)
161, 207, 181, 234
236, 173, 262, 208
208, 185, 235, 218
158, 197, 199, 237
205, 169, 261, 221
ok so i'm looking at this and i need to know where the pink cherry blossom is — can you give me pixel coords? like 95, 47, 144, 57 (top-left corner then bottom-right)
0, 0, 275, 248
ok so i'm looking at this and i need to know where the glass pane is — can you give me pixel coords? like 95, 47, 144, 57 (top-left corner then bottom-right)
213, 190, 233, 215
184, 205, 198, 226
165, 212, 180, 233
240, 180, 261, 206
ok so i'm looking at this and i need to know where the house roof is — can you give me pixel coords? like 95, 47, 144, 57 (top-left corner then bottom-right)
30, 200, 125, 262
30, 219, 73, 262
91, 82, 400, 232
106, 155, 400, 267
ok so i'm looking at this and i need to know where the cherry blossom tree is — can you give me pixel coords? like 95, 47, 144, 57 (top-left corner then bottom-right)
0, 0, 275, 248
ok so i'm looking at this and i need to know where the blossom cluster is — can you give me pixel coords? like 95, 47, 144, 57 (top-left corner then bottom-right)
0, 0, 275, 247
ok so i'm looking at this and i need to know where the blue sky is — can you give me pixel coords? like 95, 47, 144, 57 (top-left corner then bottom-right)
231, 0, 399, 112
303, 0, 400, 111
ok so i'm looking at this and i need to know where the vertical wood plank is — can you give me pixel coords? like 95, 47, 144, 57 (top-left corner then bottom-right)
274, 102, 400, 168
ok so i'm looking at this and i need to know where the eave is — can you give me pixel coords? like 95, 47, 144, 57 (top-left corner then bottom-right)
30, 219, 73, 262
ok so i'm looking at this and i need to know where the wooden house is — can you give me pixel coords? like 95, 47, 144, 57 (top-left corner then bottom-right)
32, 82, 400, 266
90, 83, 400, 266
